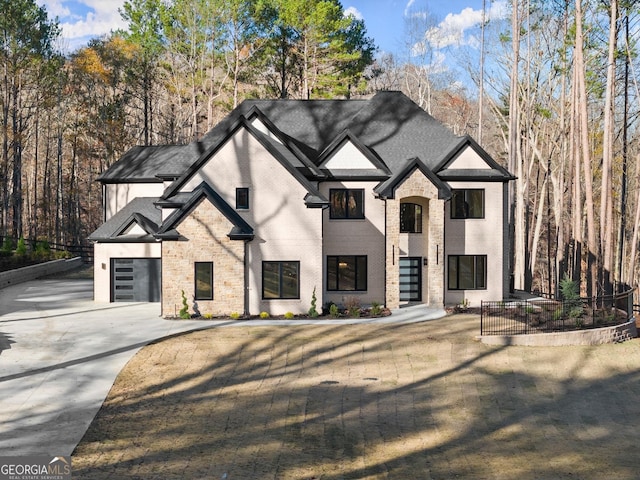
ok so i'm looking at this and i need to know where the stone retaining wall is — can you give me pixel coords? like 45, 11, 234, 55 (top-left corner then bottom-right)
477, 317, 638, 346
0, 257, 83, 289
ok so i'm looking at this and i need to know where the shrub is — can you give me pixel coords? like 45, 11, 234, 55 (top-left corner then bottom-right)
370, 302, 383, 316
308, 287, 319, 317
560, 274, 582, 319
260, 311, 270, 319
179, 290, 190, 319
284, 311, 294, 319
34, 241, 51, 259
1, 237, 12, 253
329, 303, 340, 318
344, 296, 361, 317
559, 274, 579, 300
15, 237, 27, 257
203, 313, 214, 319
230, 312, 240, 320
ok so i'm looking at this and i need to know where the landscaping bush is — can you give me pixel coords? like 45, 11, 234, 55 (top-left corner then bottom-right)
34, 241, 51, 260
1, 237, 12, 254
370, 302, 383, 316
179, 290, 190, 319
15, 237, 27, 257
308, 287, 319, 317
344, 296, 361, 317
560, 274, 583, 319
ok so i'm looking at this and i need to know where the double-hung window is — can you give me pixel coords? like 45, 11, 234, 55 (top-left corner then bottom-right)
327, 255, 367, 291
194, 262, 213, 300
329, 189, 364, 219
448, 255, 487, 290
451, 189, 484, 219
262, 261, 300, 299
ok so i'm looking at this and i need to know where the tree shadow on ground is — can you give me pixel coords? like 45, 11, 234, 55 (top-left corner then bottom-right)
0, 331, 15, 355
71, 317, 640, 479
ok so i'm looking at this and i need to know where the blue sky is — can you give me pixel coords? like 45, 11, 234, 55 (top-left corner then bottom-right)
36, 0, 509, 62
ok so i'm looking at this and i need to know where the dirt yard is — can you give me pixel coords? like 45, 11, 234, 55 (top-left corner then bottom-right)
72, 314, 640, 479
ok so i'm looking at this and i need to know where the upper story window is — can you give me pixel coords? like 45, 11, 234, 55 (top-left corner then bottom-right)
236, 188, 249, 209
329, 189, 364, 219
451, 189, 484, 219
400, 203, 422, 233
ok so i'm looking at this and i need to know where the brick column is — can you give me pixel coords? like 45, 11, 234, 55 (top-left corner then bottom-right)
385, 198, 400, 309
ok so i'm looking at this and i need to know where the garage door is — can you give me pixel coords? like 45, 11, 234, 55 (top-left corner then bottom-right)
111, 258, 161, 302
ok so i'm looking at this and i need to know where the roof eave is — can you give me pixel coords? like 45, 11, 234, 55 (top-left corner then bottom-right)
98, 177, 164, 184
88, 236, 160, 243
438, 173, 517, 182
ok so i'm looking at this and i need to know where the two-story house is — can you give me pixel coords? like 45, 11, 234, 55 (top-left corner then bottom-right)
89, 91, 514, 317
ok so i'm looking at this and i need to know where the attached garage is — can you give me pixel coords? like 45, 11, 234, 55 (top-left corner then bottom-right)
111, 258, 161, 302
88, 197, 163, 304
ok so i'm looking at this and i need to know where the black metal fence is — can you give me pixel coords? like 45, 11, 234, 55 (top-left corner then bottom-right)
480, 289, 635, 336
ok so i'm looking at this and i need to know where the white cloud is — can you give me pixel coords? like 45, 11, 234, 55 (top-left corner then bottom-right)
37, 0, 127, 50
344, 6, 363, 20
38, 0, 72, 18
404, 0, 416, 17
425, 1, 508, 50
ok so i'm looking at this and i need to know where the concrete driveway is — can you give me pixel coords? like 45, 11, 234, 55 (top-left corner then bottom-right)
0, 277, 223, 456
0, 275, 445, 456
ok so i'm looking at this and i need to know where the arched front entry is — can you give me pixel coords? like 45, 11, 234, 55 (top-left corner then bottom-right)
383, 166, 446, 310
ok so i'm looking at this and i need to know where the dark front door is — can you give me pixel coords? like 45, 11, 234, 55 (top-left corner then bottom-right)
399, 257, 422, 302
111, 258, 161, 302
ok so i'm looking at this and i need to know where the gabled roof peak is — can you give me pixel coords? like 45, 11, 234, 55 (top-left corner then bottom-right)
375, 157, 452, 200
155, 182, 254, 241
317, 128, 390, 177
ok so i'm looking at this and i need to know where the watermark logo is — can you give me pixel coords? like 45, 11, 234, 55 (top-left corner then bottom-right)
0, 456, 71, 480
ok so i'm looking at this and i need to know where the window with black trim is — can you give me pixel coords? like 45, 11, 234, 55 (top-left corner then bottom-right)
329, 189, 364, 219
451, 189, 484, 219
236, 187, 249, 209
194, 262, 213, 300
400, 203, 422, 233
448, 255, 487, 290
327, 255, 367, 291
262, 261, 300, 299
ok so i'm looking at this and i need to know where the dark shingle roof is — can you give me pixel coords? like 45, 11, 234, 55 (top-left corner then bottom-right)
100, 92, 511, 187
88, 197, 161, 241
161, 115, 328, 205
97, 144, 203, 183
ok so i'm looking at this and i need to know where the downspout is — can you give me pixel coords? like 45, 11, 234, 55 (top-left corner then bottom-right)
244, 239, 250, 316
384, 197, 387, 307
443, 198, 448, 306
